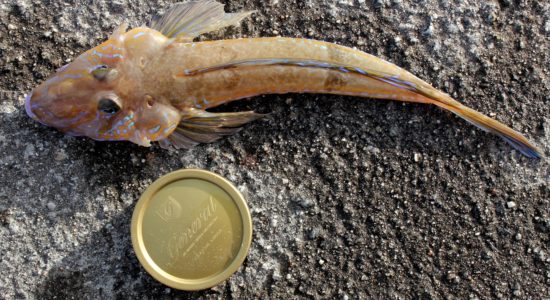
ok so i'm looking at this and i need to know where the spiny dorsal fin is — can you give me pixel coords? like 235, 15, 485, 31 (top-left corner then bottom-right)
149, 0, 255, 41
159, 110, 265, 149
110, 23, 128, 40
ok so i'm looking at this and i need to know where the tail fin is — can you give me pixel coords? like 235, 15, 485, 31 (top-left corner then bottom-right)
369, 74, 543, 158
430, 97, 543, 158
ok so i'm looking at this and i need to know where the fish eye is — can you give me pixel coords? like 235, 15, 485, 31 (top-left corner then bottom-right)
91, 65, 118, 82
98, 98, 121, 114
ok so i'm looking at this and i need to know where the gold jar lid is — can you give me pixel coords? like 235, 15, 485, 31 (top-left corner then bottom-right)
131, 169, 252, 291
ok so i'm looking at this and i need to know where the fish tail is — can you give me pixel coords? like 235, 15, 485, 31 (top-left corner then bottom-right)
427, 94, 543, 158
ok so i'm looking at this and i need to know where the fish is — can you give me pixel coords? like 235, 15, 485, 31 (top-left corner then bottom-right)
25, 0, 543, 158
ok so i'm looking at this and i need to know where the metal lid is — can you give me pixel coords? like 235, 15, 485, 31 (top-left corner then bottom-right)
131, 169, 252, 291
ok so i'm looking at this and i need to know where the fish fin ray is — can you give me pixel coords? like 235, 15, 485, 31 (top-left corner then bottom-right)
149, 0, 254, 40
161, 110, 265, 149
110, 23, 128, 40
162, 130, 200, 149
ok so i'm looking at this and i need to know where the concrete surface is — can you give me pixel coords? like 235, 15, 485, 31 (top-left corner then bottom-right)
1, 0, 549, 298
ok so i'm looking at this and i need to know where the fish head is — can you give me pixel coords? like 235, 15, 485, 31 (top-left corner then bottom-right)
25, 24, 180, 146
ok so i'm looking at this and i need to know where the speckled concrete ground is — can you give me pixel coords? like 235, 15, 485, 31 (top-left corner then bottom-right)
0, 0, 549, 299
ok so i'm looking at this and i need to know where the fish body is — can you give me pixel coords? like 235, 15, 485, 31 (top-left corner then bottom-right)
26, 0, 543, 158
162, 37, 436, 107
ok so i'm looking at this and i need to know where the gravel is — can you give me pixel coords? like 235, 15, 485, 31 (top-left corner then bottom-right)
0, 0, 549, 298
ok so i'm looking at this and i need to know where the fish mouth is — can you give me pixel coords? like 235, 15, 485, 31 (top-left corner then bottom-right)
24, 91, 38, 121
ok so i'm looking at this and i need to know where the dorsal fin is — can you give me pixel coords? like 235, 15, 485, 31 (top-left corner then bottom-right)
158, 110, 265, 149
149, 0, 255, 42
110, 23, 128, 40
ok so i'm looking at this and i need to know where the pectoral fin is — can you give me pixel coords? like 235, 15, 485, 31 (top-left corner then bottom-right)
159, 110, 265, 149
149, 0, 255, 42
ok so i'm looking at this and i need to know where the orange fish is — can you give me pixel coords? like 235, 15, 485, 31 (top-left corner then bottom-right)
25, 0, 543, 158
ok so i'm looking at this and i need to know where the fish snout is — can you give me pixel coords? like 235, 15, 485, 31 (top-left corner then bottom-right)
25, 91, 38, 121
25, 90, 49, 126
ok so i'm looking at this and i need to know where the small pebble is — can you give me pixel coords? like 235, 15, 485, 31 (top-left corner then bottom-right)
297, 197, 314, 208
373, 0, 385, 8
308, 228, 320, 239
46, 202, 56, 211
54, 150, 67, 161
537, 250, 547, 261
423, 23, 434, 37
506, 201, 516, 209
9, 222, 20, 234
446, 272, 459, 283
